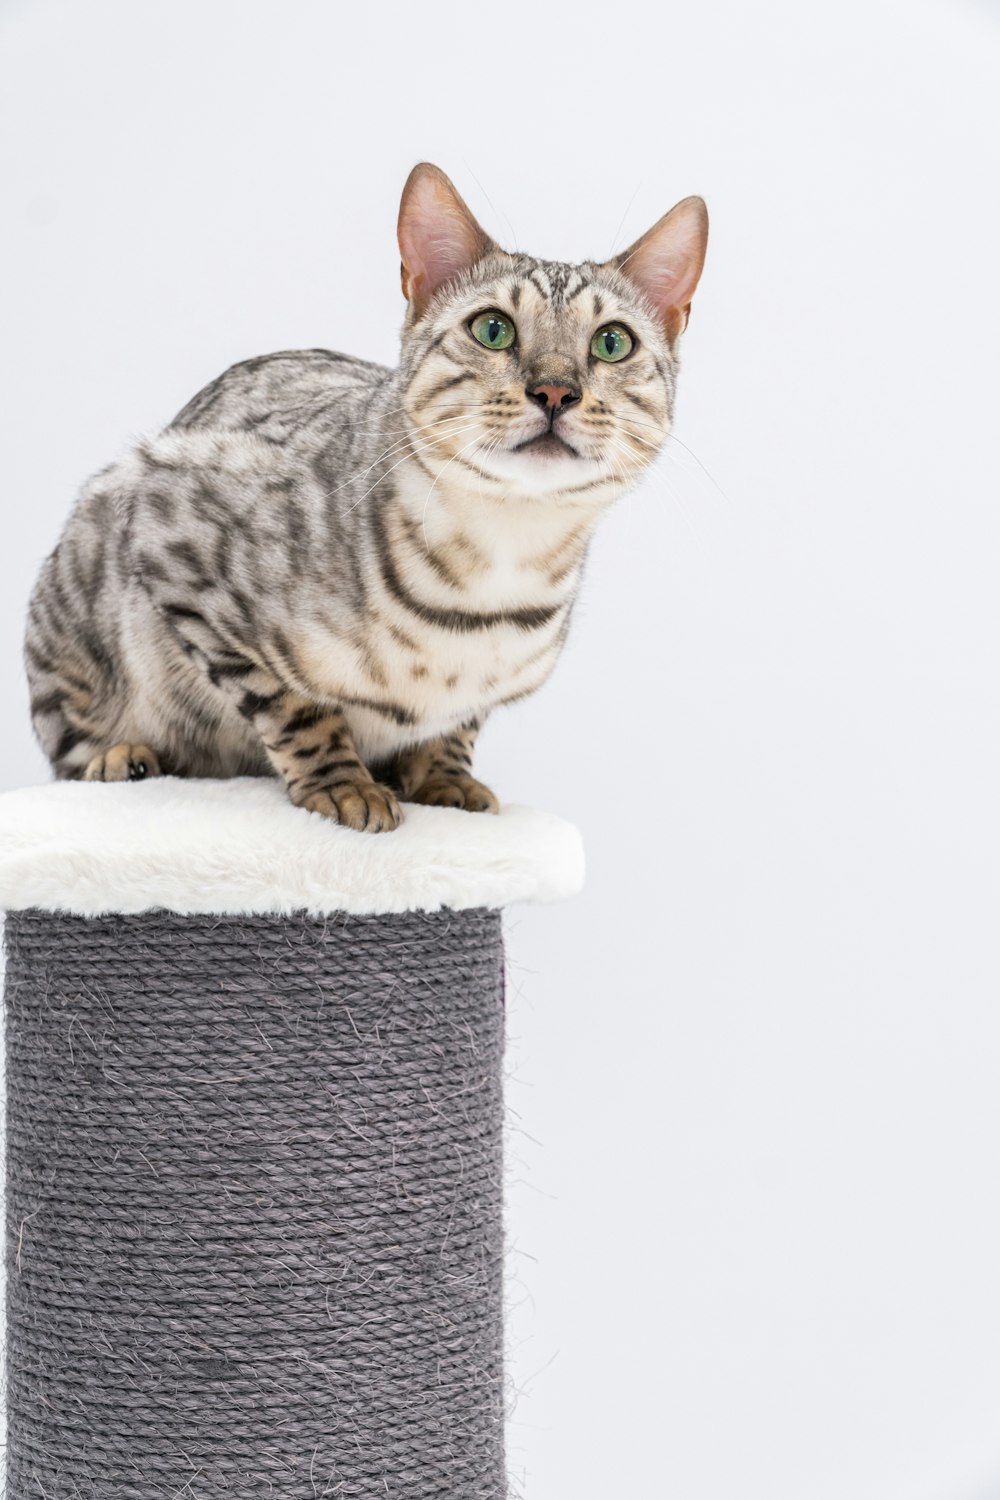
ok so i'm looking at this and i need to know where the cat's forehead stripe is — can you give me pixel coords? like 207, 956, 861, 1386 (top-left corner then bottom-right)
491, 256, 599, 311
503, 275, 599, 319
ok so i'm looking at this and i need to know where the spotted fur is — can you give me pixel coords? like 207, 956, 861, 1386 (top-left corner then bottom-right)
26, 165, 707, 830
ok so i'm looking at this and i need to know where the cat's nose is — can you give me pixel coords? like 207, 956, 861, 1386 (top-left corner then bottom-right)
526, 382, 581, 412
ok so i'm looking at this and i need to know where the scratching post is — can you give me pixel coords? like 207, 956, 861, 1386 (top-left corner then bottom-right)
4, 908, 505, 1495
0, 778, 583, 1497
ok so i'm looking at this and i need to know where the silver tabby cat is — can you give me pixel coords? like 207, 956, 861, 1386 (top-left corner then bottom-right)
26, 164, 708, 831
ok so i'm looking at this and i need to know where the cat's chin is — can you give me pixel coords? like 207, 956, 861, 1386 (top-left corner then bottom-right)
514, 431, 578, 460
481, 440, 603, 493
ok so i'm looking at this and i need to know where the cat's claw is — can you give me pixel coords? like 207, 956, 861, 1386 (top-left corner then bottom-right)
410, 773, 499, 814
299, 780, 402, 833
83, 744, 162, 783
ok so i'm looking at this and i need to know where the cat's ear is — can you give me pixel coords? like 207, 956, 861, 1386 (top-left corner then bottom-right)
398, 163, 496, 318
609, 196, 708, 343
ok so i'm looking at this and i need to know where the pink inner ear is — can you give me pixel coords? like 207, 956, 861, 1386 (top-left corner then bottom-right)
618, 198, 708, 339
398, 167, 493, 314
409, 211, 480, 295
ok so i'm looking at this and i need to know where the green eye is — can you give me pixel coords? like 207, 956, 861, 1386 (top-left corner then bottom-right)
471, 311, 516, 350
591, 324, 634, 362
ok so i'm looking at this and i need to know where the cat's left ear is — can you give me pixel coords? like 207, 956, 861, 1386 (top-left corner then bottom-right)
609, 196, 709, 343
398, 163, 496, 319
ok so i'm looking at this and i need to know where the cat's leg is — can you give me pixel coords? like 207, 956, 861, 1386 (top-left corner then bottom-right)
82, 744, 162, 782
151, 604, 400, 830
26, 542, 168, 782
241, 691, 402, 832
394, 721, 499, 814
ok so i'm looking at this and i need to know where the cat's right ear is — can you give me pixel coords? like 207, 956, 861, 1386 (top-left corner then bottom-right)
608, 196, 709, 344
398, 163, 495, 319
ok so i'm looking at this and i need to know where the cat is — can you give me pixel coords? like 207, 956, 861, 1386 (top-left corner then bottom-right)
25, 163, 708, 832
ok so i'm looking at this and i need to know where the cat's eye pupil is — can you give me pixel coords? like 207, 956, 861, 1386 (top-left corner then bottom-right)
591, 323, 633, 362
471, 311, 515, 350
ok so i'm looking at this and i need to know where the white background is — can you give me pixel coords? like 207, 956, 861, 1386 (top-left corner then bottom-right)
2, 1, 1000, 1495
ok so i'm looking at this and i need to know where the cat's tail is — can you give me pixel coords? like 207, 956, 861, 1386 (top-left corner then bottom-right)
24, 480, 130, 780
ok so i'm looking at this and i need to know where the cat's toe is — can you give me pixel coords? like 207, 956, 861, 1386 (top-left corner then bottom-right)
410, 774, 499, 815
83, 743, 162, 783
299, 780, 402, 833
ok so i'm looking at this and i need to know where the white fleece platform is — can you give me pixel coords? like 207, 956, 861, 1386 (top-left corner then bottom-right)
0, 777, 584, 917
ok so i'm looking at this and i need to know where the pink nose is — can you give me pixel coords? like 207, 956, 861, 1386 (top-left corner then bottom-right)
527, 383, 580, 411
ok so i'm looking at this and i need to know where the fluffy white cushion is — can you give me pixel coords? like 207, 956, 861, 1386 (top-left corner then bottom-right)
0, 777, 584, 916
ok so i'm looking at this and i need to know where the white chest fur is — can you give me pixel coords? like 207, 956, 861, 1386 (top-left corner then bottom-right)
296, 469, 603, 760
296, 606, 566, 760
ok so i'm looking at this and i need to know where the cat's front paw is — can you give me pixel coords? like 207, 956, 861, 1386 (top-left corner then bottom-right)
298, 779, 402, 833
83, 743, 162, 782
409, 773, 500, 815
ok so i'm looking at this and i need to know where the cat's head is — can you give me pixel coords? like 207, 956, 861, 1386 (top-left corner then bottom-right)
396, 163, 707, 498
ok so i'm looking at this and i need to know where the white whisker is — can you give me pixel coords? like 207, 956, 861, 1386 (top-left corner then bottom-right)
317, 412, 482, 505
343, 423, 483, 515
419, 434, 490, 543
606, 180, 643, 261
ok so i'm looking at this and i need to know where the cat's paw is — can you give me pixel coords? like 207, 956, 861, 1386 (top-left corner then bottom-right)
409, 773, 500, 815
298, 779, 402, 833
83, 744, 162, 782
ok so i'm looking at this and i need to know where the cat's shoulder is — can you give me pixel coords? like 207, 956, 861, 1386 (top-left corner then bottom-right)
168, 347, 391, 434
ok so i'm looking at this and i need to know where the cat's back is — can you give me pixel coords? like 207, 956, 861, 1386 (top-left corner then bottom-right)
168, 347, 391, 444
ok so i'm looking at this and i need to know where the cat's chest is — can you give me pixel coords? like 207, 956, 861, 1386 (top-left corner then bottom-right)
298, 614, 553, 712
291, 487, 586, 757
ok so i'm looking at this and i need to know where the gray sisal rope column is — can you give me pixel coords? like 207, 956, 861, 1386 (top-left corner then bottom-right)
0, 778, 583, 1498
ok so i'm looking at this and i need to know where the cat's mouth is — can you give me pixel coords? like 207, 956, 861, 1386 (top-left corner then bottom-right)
511, 430, 579, 459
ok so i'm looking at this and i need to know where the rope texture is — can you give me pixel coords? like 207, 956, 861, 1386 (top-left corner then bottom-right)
3, 907, 506, 1498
